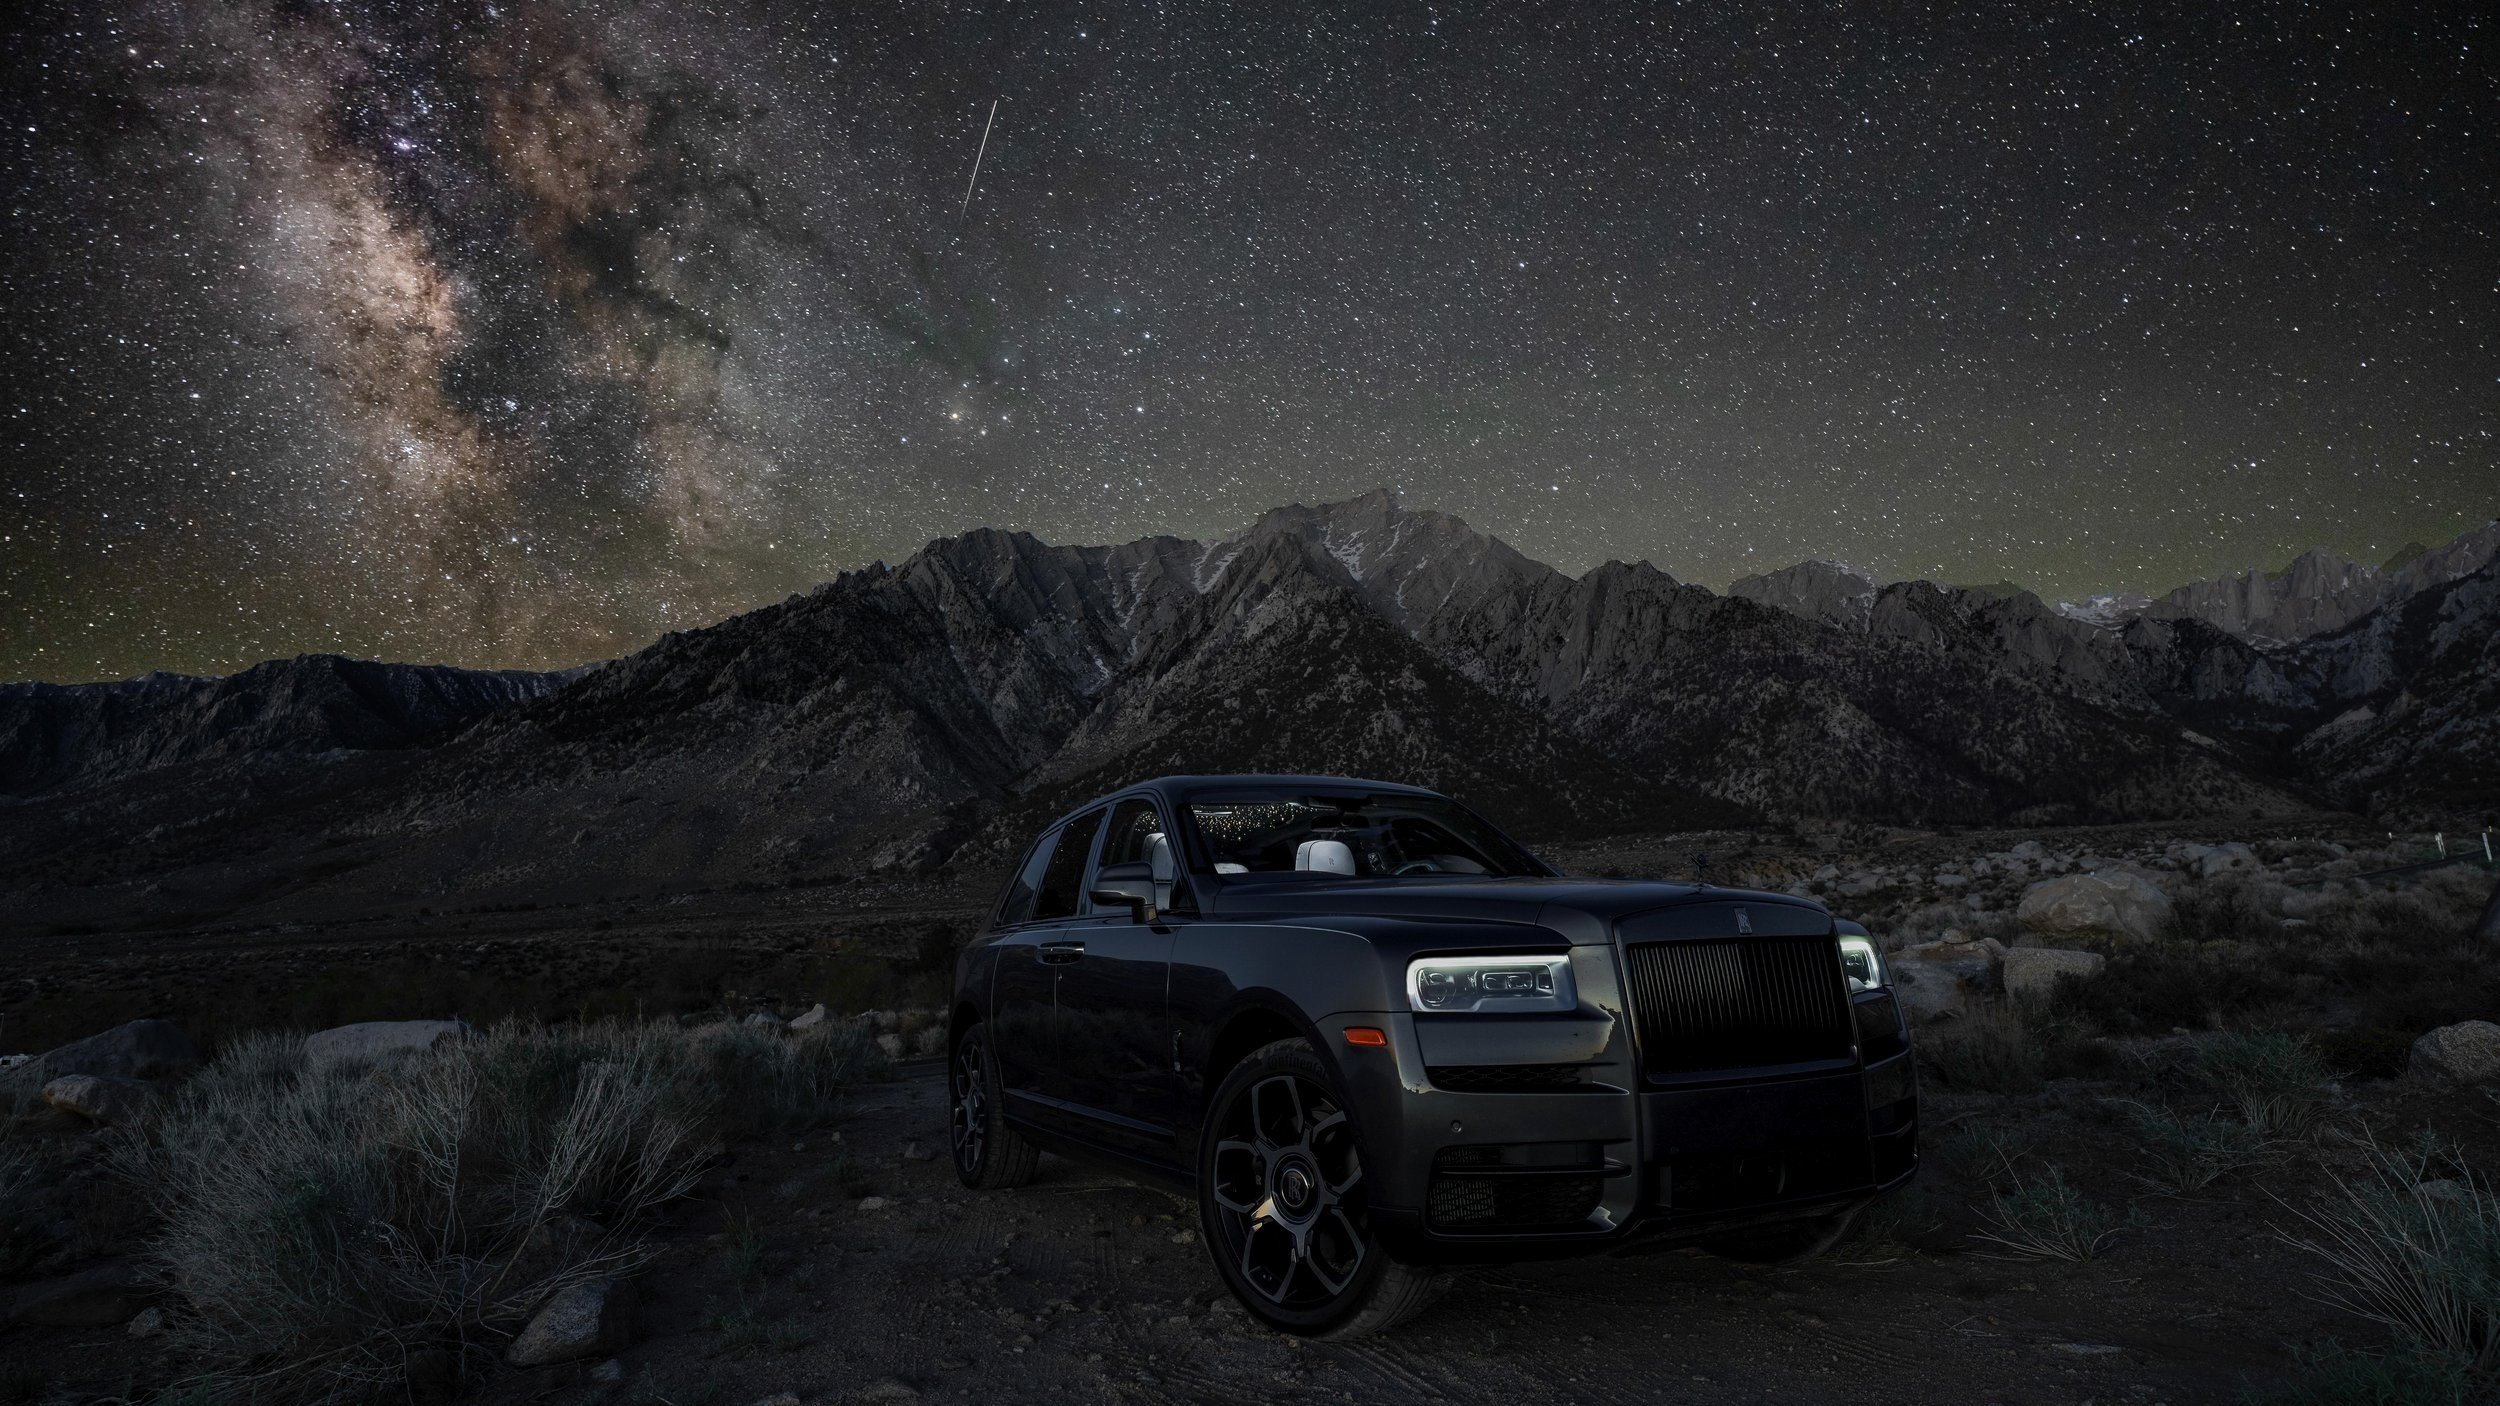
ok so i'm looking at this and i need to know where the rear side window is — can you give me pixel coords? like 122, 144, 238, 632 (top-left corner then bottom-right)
993, 831, 1060, 928
1031, 808, 1105, 921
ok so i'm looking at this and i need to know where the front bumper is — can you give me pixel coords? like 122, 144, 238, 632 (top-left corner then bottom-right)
1316, 990, 1917, 1265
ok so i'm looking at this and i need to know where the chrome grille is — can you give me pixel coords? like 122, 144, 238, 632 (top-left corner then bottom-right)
1622, 934, 1855, 1078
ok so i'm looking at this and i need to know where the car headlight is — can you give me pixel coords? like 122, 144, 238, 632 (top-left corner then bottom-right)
1837, 933, 1885, 993
1406, 955, 1577, 1014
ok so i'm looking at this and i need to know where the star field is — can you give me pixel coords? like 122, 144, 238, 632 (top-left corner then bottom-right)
2, 1, 2494, 681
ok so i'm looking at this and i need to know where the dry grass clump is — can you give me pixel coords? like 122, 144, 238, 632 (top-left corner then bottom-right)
1972, 1165, 2135, 1261
120, 1018, 881, 1405
2276, 1133, 2500, 1380
2191, 1032, 2338, 1139
2110, 1100, 2279, 1194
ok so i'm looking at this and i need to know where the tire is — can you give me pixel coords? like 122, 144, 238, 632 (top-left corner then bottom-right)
1197, 1037, 1441, 1339
952, 1025, 1039, 1190
1698, 1205, 1860, 1265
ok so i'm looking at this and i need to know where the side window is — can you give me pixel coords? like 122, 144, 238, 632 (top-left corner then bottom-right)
1031, 808, 1105, 922
1100, 799, 1167, 869
994, 830, 1060, 928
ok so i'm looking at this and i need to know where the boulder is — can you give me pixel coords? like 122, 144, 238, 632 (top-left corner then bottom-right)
505, 1279, 632, 1367
2410, 1021, 2500, 1086
2017, 870, 2172, 944
2002, 948, 2107, 1004
1885, 937, 2005, 1024
303, 1020, 474, 1068
2194, 842, 2259, 879
41, 1073, 156, 1125
875, 1033, 905, 1060
1, 1259, 155, 1327
788, 1003, 830, 1031
37, 1019, 197, 1081
742, 1010, 786, 1031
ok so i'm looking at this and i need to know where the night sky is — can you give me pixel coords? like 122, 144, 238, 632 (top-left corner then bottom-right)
3, 2, 2493, 682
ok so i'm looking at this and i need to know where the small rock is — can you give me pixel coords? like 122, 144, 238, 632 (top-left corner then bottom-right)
749, 1394, 801, 1406
2411, 1021, 2500, 1086
2002, 948, 2108, 1004
36, 1018, 198, 1081
42, 1073, 156, 1126
2417, 1179, 2470, 1204
901, 1141, 936, 1162
505, 1279, 632, 1367
789, 1003, 830, 1030
127, 1306, 166, 1339
743, 1010, 786, 1030
854, 1382, 921, 1402
1170, 1229, 1197, 1246
2193, 842, 2258, 879
1886, 938, 2004, 1024
858, 1196, 890, 1211
875, 1033, 905, 1060
304, 1020, 474, 1068
588, 1359, 625, 1385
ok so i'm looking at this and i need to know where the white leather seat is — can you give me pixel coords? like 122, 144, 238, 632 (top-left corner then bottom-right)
1294, 839, 1356, 875
1146, 832, 1175, 908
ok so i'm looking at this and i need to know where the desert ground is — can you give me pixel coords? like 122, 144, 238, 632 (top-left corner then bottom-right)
4, 818, 2496, 1405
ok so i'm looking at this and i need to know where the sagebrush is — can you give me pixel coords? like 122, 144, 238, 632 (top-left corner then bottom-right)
120, 1018, 882, 1404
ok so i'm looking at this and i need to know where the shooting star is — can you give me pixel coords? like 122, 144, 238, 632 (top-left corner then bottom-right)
960, 99, 999, 215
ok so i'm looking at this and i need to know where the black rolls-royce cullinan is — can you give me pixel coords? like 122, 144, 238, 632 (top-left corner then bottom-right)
947, 775, 1917, 1338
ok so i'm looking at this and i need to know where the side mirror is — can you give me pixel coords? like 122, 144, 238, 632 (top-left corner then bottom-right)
1089, 860, 1159, 924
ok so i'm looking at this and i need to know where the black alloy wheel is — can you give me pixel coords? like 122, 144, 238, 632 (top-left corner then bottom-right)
952, 1025, 1038, 1190
1198, 1038, 1440, 1338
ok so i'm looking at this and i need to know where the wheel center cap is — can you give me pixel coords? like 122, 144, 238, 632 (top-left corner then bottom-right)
1276, 1162, 1314, 1212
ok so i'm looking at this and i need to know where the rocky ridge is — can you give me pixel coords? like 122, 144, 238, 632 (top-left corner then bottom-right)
1, 492, 2493, 917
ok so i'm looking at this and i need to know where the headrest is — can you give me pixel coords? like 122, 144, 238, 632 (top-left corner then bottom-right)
1294, 839, 1356, 875
1145, 832, 1174, 882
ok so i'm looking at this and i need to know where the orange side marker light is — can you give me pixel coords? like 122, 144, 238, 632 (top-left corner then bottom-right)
1343, 1026, 1388, 1047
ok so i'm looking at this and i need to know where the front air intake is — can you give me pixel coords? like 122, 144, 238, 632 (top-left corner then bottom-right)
1621, 934, 1856, 1079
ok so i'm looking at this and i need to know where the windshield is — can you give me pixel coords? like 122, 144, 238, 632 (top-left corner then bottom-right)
1183, 792, 1547, 878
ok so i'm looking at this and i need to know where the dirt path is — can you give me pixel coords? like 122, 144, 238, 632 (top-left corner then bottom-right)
499, 1064, 2340, 1406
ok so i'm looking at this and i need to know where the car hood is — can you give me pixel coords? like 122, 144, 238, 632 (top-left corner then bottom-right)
1200, 875, 1825, 943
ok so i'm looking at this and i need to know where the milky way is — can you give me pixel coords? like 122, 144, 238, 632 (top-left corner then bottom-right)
3, 2, 2494, 680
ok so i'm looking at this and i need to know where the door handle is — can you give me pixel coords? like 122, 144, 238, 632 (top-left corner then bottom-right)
1039, 942, 1086, 964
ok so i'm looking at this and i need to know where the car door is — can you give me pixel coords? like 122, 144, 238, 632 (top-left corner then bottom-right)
1052, 796, 1183, 1160
993, 806, 1108, 1135
980, 810, 1090, 1105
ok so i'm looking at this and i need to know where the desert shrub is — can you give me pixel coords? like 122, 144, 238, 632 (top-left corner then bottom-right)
123, 1017, 882, 1404
2111, 1099, 2278, 1194
1935, 1124, 2034, 1185
0, 1139, 62, 1278
1917, 1010, 2043, 1094
2193, 1033, 2337, 1140
2246, 1343, 2475, 1406
1837, 1184, 1949, 1264
1973, 1165, 2133, 1260
2276, 1133, 2500, 1375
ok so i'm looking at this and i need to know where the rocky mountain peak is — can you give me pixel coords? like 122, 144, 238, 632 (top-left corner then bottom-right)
1727, 559, 1882, 631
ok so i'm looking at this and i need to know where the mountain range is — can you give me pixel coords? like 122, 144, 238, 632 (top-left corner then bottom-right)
2, 493, 2494, 918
